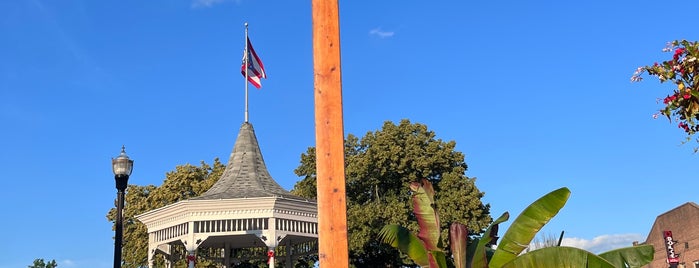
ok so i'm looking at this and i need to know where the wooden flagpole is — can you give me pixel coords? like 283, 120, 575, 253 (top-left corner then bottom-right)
311, 0, 349, 267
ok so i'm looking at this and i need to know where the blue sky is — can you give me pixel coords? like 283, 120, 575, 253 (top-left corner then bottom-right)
2, 0, 699, 267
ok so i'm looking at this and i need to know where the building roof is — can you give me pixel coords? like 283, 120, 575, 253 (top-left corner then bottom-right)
192, 122, 304, 200
655, 202, 699, 218
643, 201, 699, 244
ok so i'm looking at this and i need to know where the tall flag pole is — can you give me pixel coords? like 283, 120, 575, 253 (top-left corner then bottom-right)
241, 23, 267, 123
244, 22, 250, 123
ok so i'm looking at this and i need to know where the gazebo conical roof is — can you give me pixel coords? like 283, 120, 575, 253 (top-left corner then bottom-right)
193, 122, 302, 200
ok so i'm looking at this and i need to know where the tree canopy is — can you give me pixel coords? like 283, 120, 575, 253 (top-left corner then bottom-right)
291, 119, 492, 267
28, 259, 58, 268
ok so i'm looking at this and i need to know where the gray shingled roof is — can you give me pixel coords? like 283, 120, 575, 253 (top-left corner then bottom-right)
193, 122, 303, 200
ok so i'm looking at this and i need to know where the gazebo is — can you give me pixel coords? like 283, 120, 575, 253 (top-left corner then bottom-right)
136, 122, 318, 268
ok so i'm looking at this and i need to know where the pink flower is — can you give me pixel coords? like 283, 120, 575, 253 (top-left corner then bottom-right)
684, 94, 691, 99
674, 48, 686, 61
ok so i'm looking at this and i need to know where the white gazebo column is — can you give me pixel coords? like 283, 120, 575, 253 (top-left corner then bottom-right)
186, 250, 196, 268
262, 221, 279, 268
147, 232, 155, 268
266, 218, 277, 268
147, 248, 154, 268
267, 247, 276, 268
183, 222, 205, 268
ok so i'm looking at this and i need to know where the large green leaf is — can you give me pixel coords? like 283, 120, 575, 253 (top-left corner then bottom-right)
431, 250, 448, 268
378, 224, 430, 267
471, 212, 509, 268
598, 245, 655, 268
466, 237, 481, 268
489, 187, 570, 268
411, 179, 441, 251
501, 246, 616, 268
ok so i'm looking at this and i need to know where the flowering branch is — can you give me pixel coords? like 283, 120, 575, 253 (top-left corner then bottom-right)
632, 40, 699, 143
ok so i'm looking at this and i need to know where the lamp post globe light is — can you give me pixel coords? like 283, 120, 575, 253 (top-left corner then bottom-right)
112, 146, 133, 268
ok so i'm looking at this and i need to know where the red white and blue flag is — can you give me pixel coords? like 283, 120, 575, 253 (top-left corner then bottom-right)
241, 37, 266, 89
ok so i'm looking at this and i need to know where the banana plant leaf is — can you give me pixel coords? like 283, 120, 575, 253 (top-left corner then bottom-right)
501, 246, 616, 268
465, 237, 481, 268
411, 179, 441, 251
470, 212, 509, 268
411, 179, 447, 267
488, 187, 570, 268
378, 224, 430, 267
598, 245, 655, 268
450, 223, 468, 268
431, 250, 449, 268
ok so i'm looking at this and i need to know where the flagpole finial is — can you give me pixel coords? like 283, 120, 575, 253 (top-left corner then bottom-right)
245, 22, 248, 27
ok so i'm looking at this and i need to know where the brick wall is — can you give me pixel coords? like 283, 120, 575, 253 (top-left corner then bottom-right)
643, 202, 699, 268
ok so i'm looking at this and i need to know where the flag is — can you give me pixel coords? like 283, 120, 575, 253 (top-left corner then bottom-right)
241, 37, 267, 89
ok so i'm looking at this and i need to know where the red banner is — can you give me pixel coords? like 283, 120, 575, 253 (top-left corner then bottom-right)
663, 230, 680, 264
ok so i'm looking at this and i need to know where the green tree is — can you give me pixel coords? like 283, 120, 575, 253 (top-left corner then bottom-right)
28, 259, 58, 268
292, 119, 492, 267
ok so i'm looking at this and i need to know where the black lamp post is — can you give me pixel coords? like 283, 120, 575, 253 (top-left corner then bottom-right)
112, 146, 133, 268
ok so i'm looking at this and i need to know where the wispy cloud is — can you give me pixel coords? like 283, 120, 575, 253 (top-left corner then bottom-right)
60, 259, 76, 267
58, 259, 109, 268
561, 234, 644, 253
369, 28, 395, 38
191, 0, 240, 8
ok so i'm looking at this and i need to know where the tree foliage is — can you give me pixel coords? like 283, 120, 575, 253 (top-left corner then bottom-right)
291, 119, 492, 267
28, 259, 58, 268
